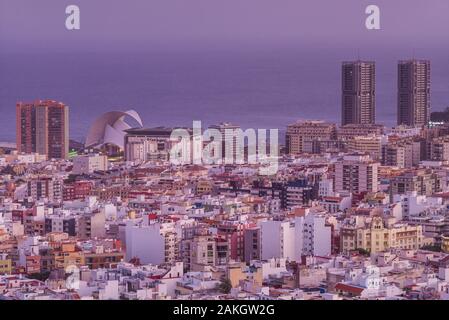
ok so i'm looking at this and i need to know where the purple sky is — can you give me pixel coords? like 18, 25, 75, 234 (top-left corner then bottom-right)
1, 0, 448, 52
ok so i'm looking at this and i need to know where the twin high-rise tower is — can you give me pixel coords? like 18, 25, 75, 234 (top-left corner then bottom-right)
341, 59, 431, 127
341, 61, 376, 126
397, 60, 431, 127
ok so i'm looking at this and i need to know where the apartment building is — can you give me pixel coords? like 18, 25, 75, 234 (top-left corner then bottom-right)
27, 176, 63, 203
397, 60, 431, 127
183, 235, 217, 271
382, 140, 421, 168
347, 135, 383, 160
286, 121, 337, 155
341, 61, 376, 125
260, 220, 296, 261
16, 100, 69, 159
430, 136, 449, 161
334, 155, 379, 194
389, 169, 442, 198
72, 154, 108, 174
338, 124, 384, 140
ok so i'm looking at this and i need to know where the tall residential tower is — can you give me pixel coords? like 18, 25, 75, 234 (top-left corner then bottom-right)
397, 60, 431, 127
16, 100, 69, 159
341, 61, 376, 126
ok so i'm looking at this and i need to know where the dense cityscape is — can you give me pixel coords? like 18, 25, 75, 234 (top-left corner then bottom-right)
2, 57, 449, 301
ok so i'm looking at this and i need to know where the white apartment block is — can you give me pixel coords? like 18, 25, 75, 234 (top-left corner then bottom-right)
73, 154, 108, 174
260, 220, 296, 261
318, 178, 334, 197
260, 213, 332, 262
125, 222, 165, 264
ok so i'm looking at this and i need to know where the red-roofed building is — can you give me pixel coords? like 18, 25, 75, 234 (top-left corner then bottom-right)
334, 283, 365, 297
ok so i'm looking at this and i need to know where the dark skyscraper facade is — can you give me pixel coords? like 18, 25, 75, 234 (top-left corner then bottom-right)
16, 100, 69, 159
397, 60, 431, 127
341, 61, 376, 126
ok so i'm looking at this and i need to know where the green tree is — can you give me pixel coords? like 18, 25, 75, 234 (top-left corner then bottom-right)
28, 271, 51, 282
420, 244, 441, 252
217, 278, 232, 294
356, 248, 370, 256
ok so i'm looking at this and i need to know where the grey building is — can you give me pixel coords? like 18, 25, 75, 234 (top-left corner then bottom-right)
341, 61, 376, 126
397, 60, 431, 126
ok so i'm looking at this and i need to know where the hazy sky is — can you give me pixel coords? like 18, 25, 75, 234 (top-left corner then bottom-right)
0, 0, 448, 141
1, 0, 448, 52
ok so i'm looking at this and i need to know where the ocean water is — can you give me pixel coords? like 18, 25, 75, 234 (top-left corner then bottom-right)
0, 48, 448, 142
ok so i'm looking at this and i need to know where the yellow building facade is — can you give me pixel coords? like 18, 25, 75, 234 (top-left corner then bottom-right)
441, 235, 449, 253
341, 216, 423, 254
0, 258, 12, 274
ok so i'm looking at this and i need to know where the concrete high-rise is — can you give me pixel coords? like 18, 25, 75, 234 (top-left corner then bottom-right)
208, 122, 241, 162
397, 60, 431, 127
341, 61, 376, 126
16, 100, 69, 159
334, 154, 379, 194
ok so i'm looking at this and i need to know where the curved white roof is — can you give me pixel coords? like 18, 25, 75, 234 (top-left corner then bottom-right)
85, 110, 143, 149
